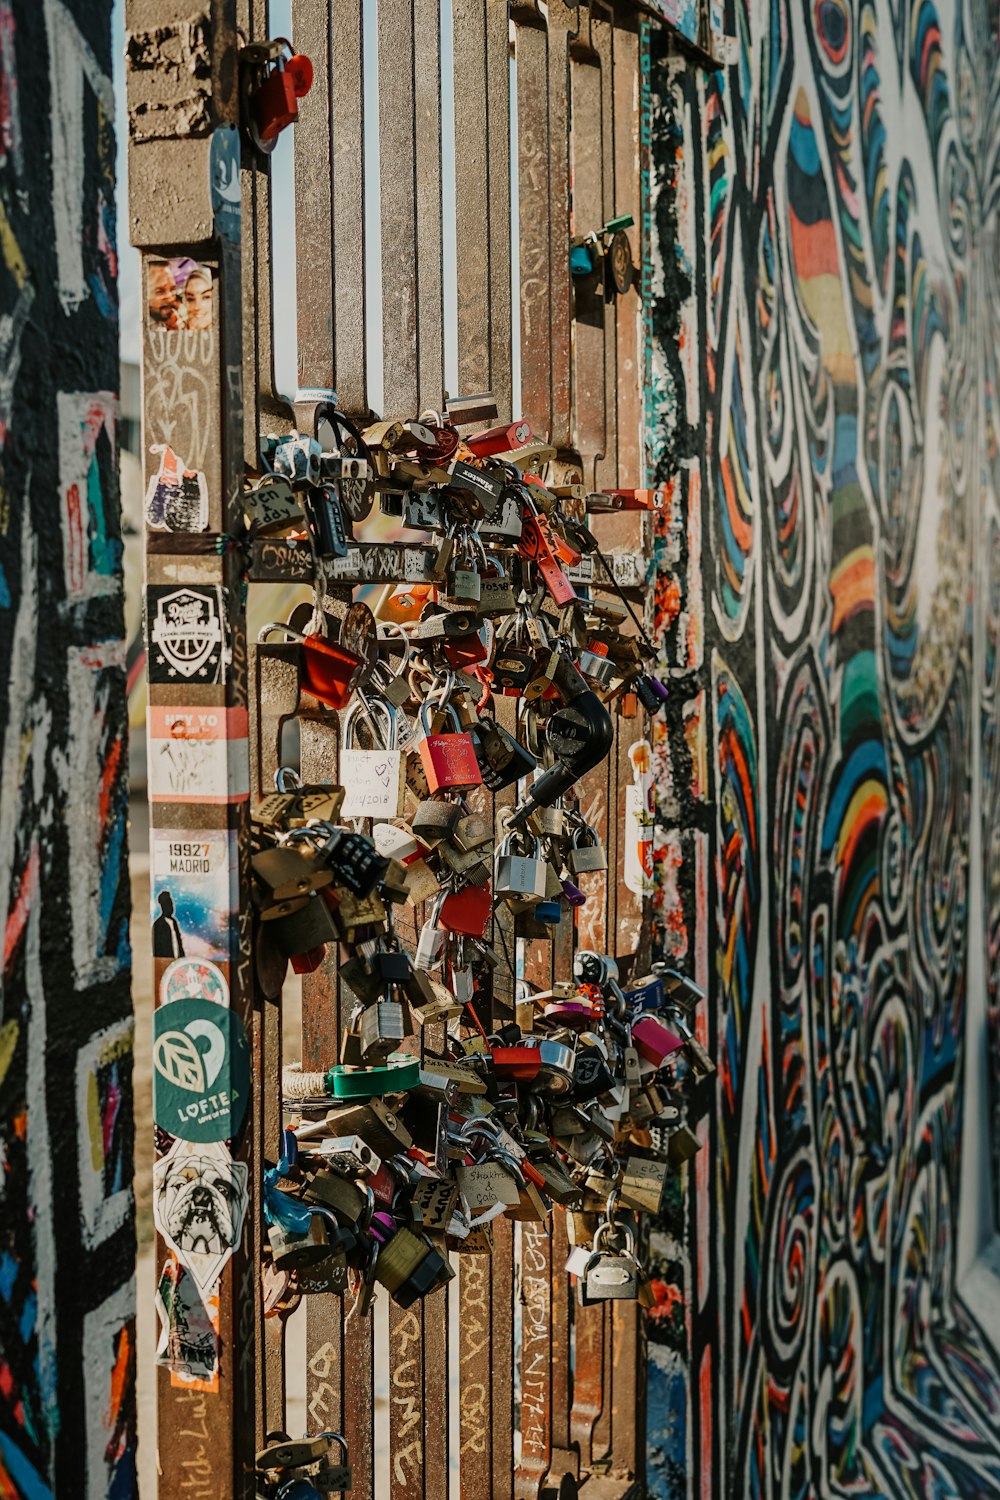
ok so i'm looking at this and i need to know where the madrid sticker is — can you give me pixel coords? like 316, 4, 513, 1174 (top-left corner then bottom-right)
151, 829, 237, 962
153, 997, 249, 1143
147, 584, 228, 684
153, 1137, 248, 1294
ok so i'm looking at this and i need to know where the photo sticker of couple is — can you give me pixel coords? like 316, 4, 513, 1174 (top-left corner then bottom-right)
148, 258, 215, 331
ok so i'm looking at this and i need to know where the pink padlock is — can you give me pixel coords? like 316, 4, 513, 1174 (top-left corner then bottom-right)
631, 1014, 685, 1068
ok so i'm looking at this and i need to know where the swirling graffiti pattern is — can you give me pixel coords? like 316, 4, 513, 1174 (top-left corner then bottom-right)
648, 0, 1000, 1492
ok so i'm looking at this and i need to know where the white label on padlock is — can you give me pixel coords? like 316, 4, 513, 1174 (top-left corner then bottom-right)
565, 1245, 593, 1277
456, 1162, 521, 1211
340, 749, 402, 818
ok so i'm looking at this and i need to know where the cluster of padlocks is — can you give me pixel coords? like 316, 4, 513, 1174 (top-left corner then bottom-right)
245, 395, 711, 1495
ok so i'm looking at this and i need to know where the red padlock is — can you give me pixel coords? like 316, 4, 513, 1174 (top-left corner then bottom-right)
251, 49, 313, 144
518, 514, 579, 606
491, 1046, 542, 1083
464, 420, 533, 458
299, 632, 364, 710
438, 883, 492, 938
418, 703, 483, 793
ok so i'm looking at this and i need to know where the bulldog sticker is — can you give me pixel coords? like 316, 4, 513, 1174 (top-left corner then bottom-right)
153, 1138, 248, 1292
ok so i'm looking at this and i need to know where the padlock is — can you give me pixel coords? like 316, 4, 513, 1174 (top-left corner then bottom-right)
405, 969, 465, 1025
494, 831, 547, 899
322, 1099, 413, 1158
438, 883, 492, 938
320, 828, 389, 898
533, 1155, 583, 1206
358, 999, 409, 1062
568, 820, 607, 874
302, 1169, 367, 1225
339, 695, 403, 820
572, 1043, 616, 1103
268, 1215, 330, 1269
375, 1226, 448, 1305
666, 1010, 716, 1077
252, 842, 334, 906
267, 892, 339, 956
667, 1123, 702, 1163
313, 1431, 353, 1493
635, 671, 670, 713
415, 892, 447, 970
619, 1156, 670, 1214
473, 714, 538, 789
256, 1433, 331, 1473
631, 1014, 685, 1068
248, 46, 313, 146
505, 1178, 550, 1222
418, 702, 483, 793
580, 1222, 641, 1304
412, 797, 462, 847
304, 482, 348, 557
259, 622, 364, 711
315, 1135, 381, 1177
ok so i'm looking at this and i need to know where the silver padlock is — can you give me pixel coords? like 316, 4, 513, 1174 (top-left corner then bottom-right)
494, 830, 547, 899
316, 1134, 381, 1177
568, 820, 607, 875
358, 998, 408, 1062
415, 891, 447, 971
580, 1221, 641, 1304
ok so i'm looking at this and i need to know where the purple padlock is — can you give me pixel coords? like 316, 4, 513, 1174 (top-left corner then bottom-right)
369, 1210, 397, 1245
560, 877, 587, 908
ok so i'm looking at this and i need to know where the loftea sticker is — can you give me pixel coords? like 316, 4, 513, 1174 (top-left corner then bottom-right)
153, 997, 250, 1144
151, 830, 238, 963
147, 706, 249, 804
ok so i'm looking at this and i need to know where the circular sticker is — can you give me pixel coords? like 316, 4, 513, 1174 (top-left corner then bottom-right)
161, 957, 230, 1007
153, 998, 250, 1143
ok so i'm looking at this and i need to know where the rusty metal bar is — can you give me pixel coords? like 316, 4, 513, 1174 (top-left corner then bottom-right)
378, 0, 445, 416
292, 0, 336, 390
515, 1221, 553, 1500
609, 3, 642, 487
570, 20, 606, 479
333, 0, 370, 416
452, 0, 512, 415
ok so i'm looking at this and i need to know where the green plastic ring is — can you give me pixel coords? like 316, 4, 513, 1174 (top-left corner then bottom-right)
325, 1054, 421, 1099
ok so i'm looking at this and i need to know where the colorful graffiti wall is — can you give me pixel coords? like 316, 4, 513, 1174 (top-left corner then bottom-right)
0, 2, 135, 1496
645, 0, 1000, 1494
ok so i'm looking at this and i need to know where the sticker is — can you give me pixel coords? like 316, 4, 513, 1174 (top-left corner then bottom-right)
145, 443, 210, 532
156, 1256, 220, 1388
624, 739, 655, 898
147, 584, 228, 684
147, 706, 249, 804
147, 257, 215, 331
339, 749, 402, 819
153, 997, 250, 1143
151, 829, 238, 962
210, 127, 241, 243
161, 957, 230, 1007
153, 1138, 248, 1293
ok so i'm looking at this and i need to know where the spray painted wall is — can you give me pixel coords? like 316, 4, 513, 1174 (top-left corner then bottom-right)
645, 0, 1000, 1493
0, 2, 135, 1496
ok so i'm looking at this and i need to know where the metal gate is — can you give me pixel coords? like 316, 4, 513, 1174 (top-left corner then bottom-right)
127, 0, 655, 1492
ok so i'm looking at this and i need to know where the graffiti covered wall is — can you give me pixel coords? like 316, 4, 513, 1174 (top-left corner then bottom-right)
646, 0, 1000, 1494
0, 2, 135, 1496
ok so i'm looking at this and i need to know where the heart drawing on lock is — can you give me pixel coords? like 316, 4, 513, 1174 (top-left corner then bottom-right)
154, 1018, 226, 1094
